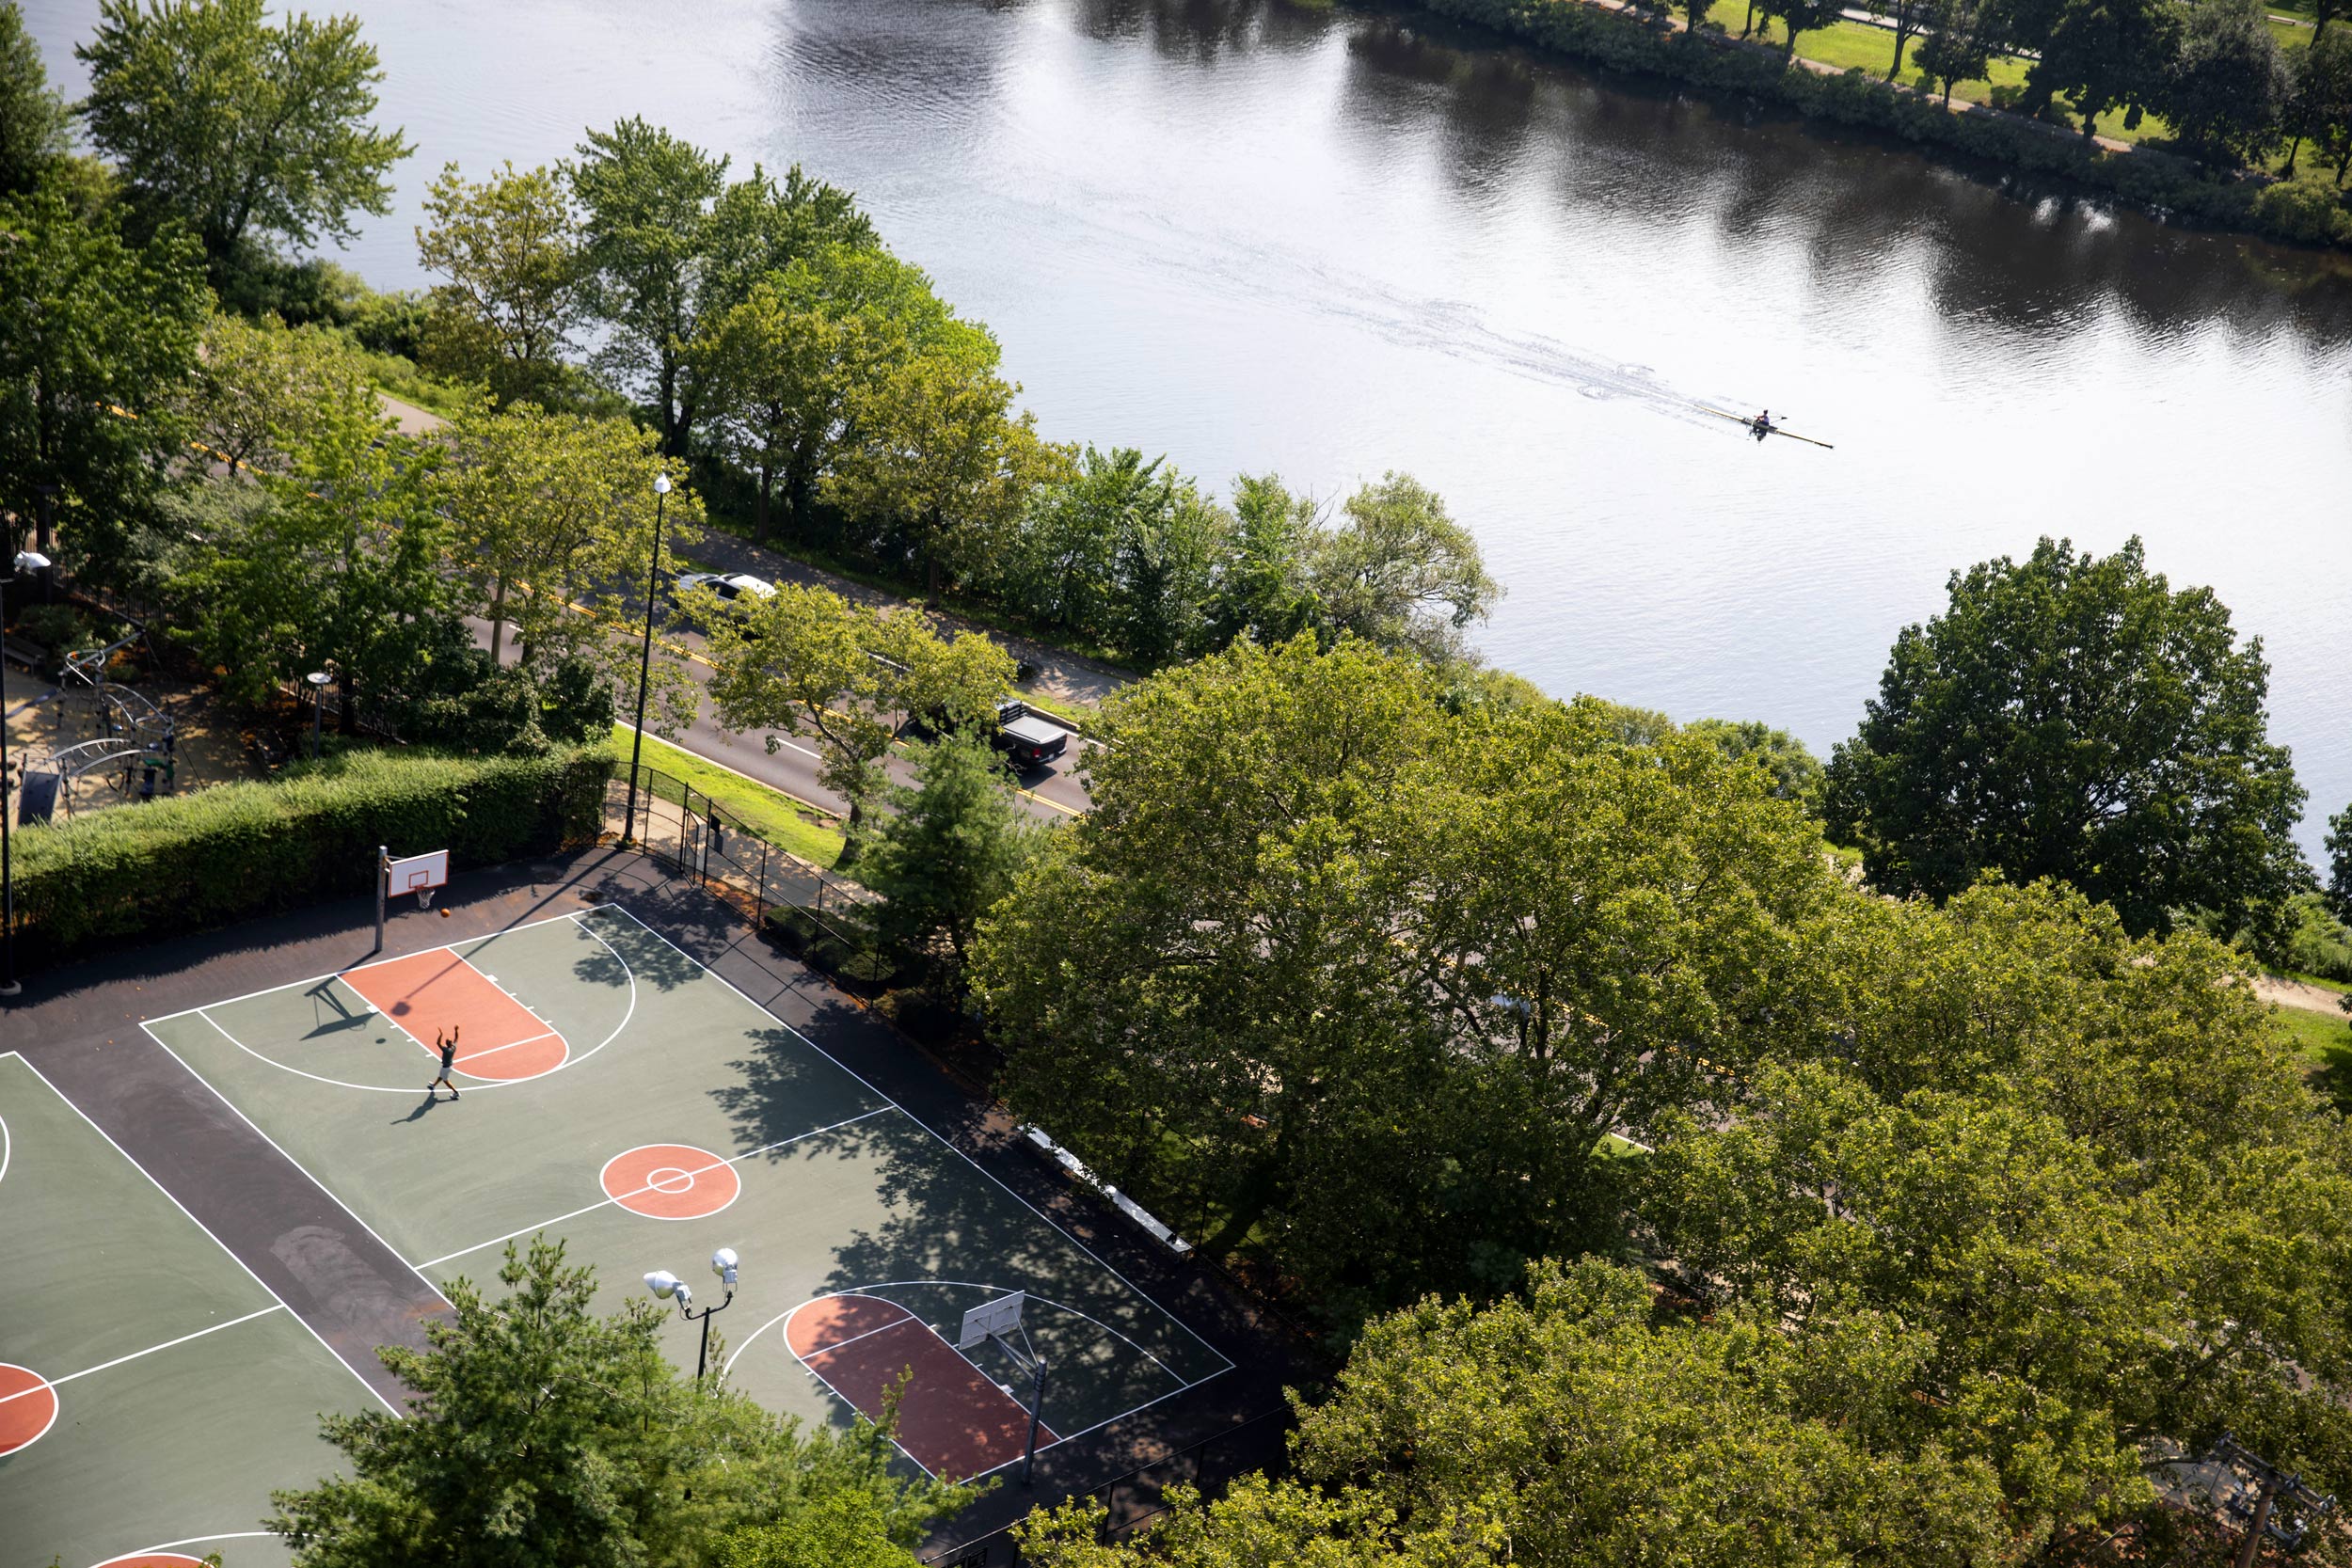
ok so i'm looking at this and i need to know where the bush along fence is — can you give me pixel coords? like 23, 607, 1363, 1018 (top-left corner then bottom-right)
606, 758, 879, 978
1422, 0, 2352, 250
8, 746, 611, 971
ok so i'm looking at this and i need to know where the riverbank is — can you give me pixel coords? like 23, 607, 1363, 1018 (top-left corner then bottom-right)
1406, 0, 2352, 250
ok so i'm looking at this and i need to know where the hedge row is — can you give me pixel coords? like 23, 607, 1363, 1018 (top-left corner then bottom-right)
1418, 0, 2352, 250
10, 746, 612, 965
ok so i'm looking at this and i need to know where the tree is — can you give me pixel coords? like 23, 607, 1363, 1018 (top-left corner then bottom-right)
973, 637, 1841, 1313
1820, 536, 2306, 942
2029, 0, 2181, 139
568, 118, 728, 456
1761, 0, 1851, 57
173, 373, 452, 730
0, 1, 68, 197
698, 583, 1014, 848
416, 160, 579, 406
693, 245, 968, 544
2328, 801, 2352, 923
1915, 0, 2004, 105
270, 1235, 964, 1567
2162, 0, 2289, 166
1307, 473, 1498, 665
826, 345, 1054, 597
701, 161, 876, 323
1883, 0, 1936, 78
1023, 1260, 2012, 1568
0, 182, 207, 579
1205, 472, 1321, 648
434, 403, 704, 738
857, 734, 1041, 990
178, 311, 366, 475
1682, 718, 1823, 812
1110, 457, 1231, 668
2285, 25, 2352, 177
76, 0, 409, 278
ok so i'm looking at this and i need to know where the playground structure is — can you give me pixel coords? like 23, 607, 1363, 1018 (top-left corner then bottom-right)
8, 628, 182, 827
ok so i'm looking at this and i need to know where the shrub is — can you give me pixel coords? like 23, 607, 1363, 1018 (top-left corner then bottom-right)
9, 745, 611, 966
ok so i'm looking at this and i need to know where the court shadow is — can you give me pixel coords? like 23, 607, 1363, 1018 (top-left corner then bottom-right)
303, 979, 376, 1037
711, 1027, 893, 1157
389, 1092, 448, 1126
574, 911, 705, 994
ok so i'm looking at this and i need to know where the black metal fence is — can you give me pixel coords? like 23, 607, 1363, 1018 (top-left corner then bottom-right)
606, 759, 863, 940
919, 1408, 1294, 1567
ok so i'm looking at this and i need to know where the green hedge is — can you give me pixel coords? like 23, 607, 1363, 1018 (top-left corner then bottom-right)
10, 746, 612, 965
1418, 0, 2352, 251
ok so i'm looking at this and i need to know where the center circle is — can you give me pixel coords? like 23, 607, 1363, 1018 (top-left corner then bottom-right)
600, 1144, 739, 1220
0, 1363, 59, 1455
93, 1556, 208, 1568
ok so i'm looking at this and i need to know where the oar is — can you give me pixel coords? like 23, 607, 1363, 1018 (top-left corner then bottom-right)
1692, 404, 1836, 450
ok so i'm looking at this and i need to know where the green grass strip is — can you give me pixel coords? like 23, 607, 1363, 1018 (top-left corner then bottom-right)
612, 726, 847, 871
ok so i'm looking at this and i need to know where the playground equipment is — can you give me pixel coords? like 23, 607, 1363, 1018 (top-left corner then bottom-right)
9, 628, 182, 827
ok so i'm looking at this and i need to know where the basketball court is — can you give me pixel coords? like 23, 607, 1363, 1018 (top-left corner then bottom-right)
135, 903, 1232, 1487
0, 1052, 381, 1568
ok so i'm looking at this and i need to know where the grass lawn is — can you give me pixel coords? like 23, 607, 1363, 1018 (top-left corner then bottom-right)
2278, 1006, 2352, 1113
2277, 970, 2352, 995
611, 724, 848, 871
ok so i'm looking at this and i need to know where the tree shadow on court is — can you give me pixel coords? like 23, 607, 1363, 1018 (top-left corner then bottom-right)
709, 1027, 895, 1156
572, 911, 705, 994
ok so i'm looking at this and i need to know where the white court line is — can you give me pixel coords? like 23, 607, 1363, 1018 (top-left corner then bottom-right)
102, 1533, 275, 1565
791, 1305, 919, 1360
136, 1024, 458, 1317
606, 905, 1236, 1377
962, 1367, 1229, 1483
0, 1103, 11, 1188
137, 904, 605, 1025
0, 1052, 400, 1415
413, 1107, 893, 1270
0, 1306, 285, 1407
793, 1353, 940, 1481
732, 1279, 1178, 1384
179, 909, 637, 1096
457, 1028, 566, 1065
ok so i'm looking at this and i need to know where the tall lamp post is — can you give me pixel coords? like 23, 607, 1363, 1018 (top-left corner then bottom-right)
621, 471, 672, 847
645, 1245, 739, 1381
2, 549, 55, 1000
306, 671, 332, 758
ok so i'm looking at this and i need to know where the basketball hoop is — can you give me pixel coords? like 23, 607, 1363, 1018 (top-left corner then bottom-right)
376, 847, 451, 949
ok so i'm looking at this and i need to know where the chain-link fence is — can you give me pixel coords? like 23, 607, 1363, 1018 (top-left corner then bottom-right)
605, 760, 865, 943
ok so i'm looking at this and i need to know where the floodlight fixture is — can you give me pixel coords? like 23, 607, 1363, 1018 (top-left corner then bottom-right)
644, 1269, 684, 1301
653, 472, 673, 496
710, 1247, 739, 1287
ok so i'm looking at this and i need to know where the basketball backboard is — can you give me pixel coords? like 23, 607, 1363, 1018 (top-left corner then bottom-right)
956, 1291, 1025, 1350
386, 849, 449, 896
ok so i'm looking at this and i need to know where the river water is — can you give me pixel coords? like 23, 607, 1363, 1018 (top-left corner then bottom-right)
26, 0, 2352, 850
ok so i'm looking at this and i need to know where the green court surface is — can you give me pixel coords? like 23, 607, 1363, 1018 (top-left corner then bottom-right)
143, 906, 1230, 1481
0, 1053, 382, 1568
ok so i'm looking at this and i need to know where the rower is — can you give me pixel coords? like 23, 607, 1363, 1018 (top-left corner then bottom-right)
1752, 409, 1773, 441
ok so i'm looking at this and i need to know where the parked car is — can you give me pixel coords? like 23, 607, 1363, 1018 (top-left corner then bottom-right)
672, 571, 778, 626
992, 700, 1071, 768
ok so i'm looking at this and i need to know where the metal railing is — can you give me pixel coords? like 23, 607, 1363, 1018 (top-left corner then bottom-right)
605, 761, 864, 941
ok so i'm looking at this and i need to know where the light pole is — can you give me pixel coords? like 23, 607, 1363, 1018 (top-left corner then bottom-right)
305, 671, 331, 759
621, 471, 671, 847
2, 549, 54, 1000
645, 1245, 739, 1381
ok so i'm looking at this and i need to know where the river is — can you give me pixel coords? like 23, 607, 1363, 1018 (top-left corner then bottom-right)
24, 0, 2352, 852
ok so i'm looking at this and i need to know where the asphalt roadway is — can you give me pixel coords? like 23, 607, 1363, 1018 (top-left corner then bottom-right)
467, 612, 1097, 825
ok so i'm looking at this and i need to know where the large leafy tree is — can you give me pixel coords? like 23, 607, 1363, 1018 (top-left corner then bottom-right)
2161, 0, 2290, 166
827, 343, 1057, 597
1760, 0, 1851, 56
2029, 0, 2182, 139
1205, 472, 1322, 649
1915, 0, 2005, 104
693, 245, 967, 544
76, 0, 409, 277
1023, 1259, 2013, 1568
2327, 801, 2352, 923
0, 181, 207, 578
270, 1235, 964, 1567
973, 636, 1840, 1312
1307, 473, 1498, 665
434, 403, 703, 736
699, 582, 1013, 847
1820, 535, 2306, 941
178, 310, 365, 476
173, 372, 452, 729
568, 118, 729, 456
0, 2, 68, 197
857, 734, 1041, 990
416, 160, 579, 407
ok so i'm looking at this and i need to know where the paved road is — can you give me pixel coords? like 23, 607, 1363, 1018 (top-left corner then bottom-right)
466, 611, 1096, 824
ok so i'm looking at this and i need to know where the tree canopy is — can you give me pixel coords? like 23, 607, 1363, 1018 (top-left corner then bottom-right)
0, 1, 68, 197
270, 1235, 965, 1567
1820, 535, 2306, 942
417, 160, 580, 407
77, 0, 410, 277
